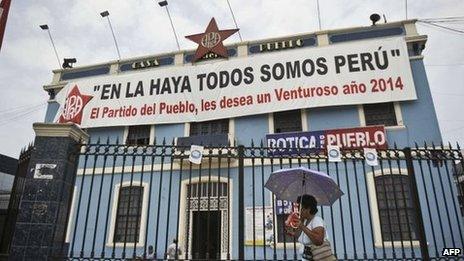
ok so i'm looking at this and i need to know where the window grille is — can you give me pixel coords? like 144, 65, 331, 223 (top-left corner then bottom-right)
126, 125, 151, 145
190, 119, 229, 136
364, 102, 397, 126
273, 110, 302, 133
187, 182, 228, 198
114, 186, 144, 243
375, 175, 418, 241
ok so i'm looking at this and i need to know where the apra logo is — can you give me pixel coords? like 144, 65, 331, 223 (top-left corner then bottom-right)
201, 32, 221, 48
58, 85, 93, 125
185, 17, 239, 63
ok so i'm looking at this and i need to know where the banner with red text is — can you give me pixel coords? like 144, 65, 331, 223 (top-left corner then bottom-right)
54, 37, 416, 128
266, 125, 387, 156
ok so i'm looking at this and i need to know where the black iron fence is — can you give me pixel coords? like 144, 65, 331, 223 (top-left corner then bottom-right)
0, 145, 33, 258
3, 141, 464, 260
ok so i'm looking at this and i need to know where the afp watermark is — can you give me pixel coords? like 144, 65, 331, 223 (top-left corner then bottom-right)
442, 248, 462, 257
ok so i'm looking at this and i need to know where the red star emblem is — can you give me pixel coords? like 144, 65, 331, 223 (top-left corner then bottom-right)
185, 18, 239, 63
58, 85, 93, 125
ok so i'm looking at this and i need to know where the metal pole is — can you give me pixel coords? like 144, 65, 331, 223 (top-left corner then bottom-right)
316, 0, 322, 30
226, 0, 243, 41
164, 6, 180, 51
405, 0, 408, 19
106, 17, 121, 60
47, 30, 62, 69
238, 145, 245, 260
404, 147, 430, 260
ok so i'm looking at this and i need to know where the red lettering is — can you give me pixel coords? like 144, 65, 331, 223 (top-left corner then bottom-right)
220, 95, 253, 108
90, 108, 99, 119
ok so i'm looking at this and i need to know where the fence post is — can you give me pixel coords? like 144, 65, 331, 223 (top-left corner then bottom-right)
9, 123, 88, 261
0, 146, 31, 254
238, 145, 245, 260
404, 147, 430, 260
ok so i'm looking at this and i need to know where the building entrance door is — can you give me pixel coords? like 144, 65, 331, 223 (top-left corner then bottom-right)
192, 210, 221, 259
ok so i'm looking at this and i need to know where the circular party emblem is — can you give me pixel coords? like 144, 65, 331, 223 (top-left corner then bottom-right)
365, 152, 376, 161
328, 148, 340, 158
191, 150, 201, 159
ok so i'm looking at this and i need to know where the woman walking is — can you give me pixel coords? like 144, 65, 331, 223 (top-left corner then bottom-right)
287, 194, 336, 261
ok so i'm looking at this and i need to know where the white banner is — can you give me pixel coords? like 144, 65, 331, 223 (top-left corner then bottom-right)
54, 37, 416, 128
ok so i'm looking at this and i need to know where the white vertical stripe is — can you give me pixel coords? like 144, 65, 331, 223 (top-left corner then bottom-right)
65, 187, 78, 243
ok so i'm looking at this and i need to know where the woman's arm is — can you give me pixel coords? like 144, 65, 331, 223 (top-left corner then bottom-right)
285, 213, 304, 238
290, 225, 303, 238
298, 222, 325, 246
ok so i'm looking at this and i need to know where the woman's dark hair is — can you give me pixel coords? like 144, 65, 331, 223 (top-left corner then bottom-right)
298, 194, 318, 215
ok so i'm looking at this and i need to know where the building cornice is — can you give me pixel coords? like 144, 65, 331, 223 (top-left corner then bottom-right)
49, 19, 420, 74
33, 122, 89, 143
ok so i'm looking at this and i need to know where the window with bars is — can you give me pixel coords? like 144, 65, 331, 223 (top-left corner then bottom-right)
190, 119, 229, 136
187, 182, 228, 198
273, 109, 302, 133
114, 186, 144, 243
364, 102, 398, 126
374, 174, 418, 242
126, 125, 151, 145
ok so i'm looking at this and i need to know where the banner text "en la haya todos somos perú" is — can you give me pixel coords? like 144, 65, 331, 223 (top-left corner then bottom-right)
54, 37, 417, 128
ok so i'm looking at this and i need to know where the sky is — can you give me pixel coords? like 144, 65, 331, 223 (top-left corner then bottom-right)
0, 0, 463, 158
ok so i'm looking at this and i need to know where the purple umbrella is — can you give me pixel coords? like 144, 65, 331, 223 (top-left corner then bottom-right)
265, 167, 343, 205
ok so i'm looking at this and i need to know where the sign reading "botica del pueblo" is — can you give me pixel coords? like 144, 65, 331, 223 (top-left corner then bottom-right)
54, 37, 416, 128
266, 125, 387, 156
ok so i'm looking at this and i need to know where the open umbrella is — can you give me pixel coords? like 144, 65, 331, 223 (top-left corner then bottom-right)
265, 166, 343, 206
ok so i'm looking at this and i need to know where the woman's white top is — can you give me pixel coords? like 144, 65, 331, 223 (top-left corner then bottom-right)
298, 216, 328, 253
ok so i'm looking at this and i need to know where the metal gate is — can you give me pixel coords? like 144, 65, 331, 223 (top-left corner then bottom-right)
0, 145, 33, 258
5, 141, 464, 260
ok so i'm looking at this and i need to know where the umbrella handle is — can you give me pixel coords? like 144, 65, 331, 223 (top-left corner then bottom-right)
300, 173, 305, 215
